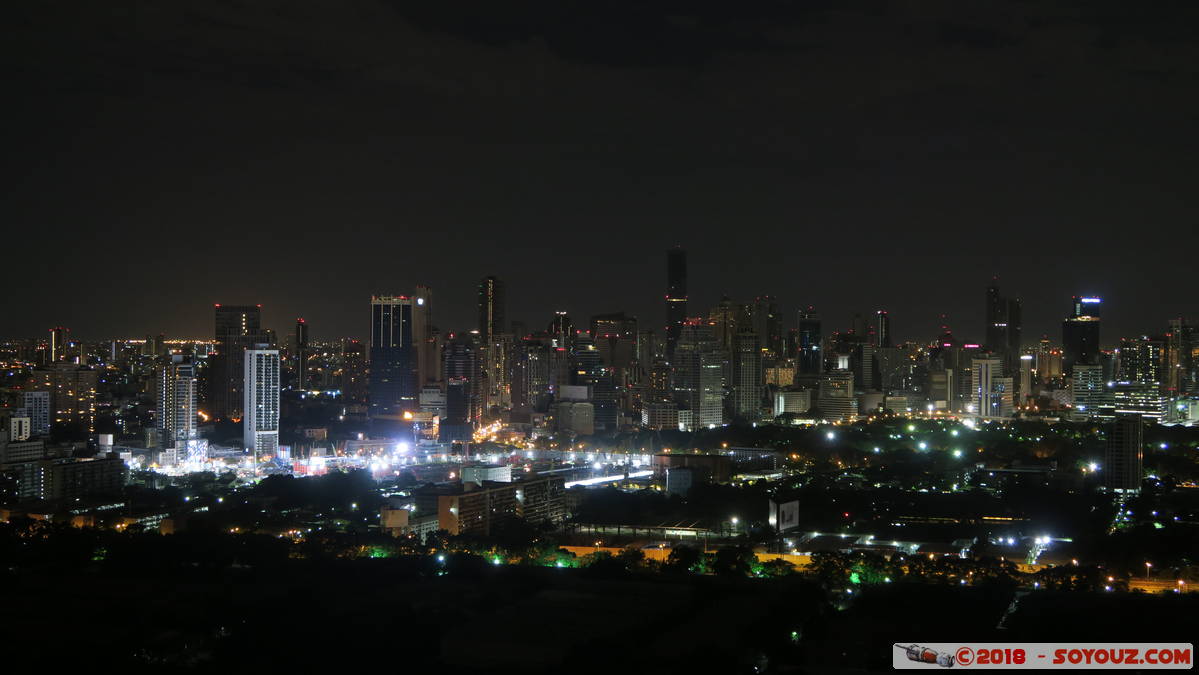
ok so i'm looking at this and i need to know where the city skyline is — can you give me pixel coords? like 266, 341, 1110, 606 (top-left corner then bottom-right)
3, 267, 1191, 351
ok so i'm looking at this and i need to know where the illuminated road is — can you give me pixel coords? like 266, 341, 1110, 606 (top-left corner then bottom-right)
565, 470, 653, 488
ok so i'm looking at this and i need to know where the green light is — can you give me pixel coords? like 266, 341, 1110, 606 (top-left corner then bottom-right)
849, 571, 861, 584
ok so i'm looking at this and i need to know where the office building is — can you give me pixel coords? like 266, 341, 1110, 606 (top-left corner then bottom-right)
369, 295, 417, 418
1062, 296, 1102, 375
971, 357, 1013, 419
773, 389, 812, 417
874, 310, 892, 348
797, 307, 822, 376
664, 247, 687, 361
729, 332, 763, 421
984, 282, 1022, 373
48, 326, 69, 363
1105, 414, 1143, 493
751, 296, 783, 358
1166, 318, 1196, 395
210, 304, 268, 420
817, 370, 857, 421
477, 276, 506, 340
294, 318, 309, 390
440, 377, 474, 442
1071, 364, 1110, 419
244, 348, 280, 459
672, 319, 722, 429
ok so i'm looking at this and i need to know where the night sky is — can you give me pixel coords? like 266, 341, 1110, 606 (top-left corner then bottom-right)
6, 1, 1197, 344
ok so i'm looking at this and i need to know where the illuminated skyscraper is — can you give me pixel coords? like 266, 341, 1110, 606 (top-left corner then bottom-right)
294, 318, 309, 390
32, 362, 98, 432
158, 355, 198, 448
664, 247, 687, 361
672, 319, 721, 429
971, 357, 1013, 419
49, 326, 69, 363
243, 348, 280, 459
369, 295, 417, 418
477, 276, 506, 340
1166, 318, 1196, 395
1062, 296, 1101, 375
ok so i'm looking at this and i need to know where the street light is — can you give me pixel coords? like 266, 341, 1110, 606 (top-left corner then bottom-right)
1146, 562, 1152, 579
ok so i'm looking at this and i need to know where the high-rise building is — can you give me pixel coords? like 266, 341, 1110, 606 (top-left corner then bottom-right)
751, 296, 783, 358
49, 327, 69, 363
971, 357, 1013, 419
1062, 296, 1101, 375
443, 333, 482, 425
157, 355, 198, 448
1166, 318, 1196, 395
797, 307, 822, 376
1105, 414, 1143, 493
412, 285, 439, 388
984, 282, 1022, 373
31, 363, 98, 432
730, 332, 763, 421
671, 319, 721, 429
1071, 364, 1111, 420
243, 348, 280, 459
817, 370, 856, 421
477, 276, 506, 340
20, 391, 51, 437
294, 318, 309, 390
874, 311, 892, 348
1116, 336, 1165, 385
441, 377, 474, 442
210, 304, 267, 421
664, 247, 688, 361
369, 295, 417, 418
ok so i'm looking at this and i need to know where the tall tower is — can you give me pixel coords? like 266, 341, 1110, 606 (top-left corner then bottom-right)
369, 295, 417, 418
158, 355, 198, 448
477, 276, 506, 340
243, 348, 280, 461
797, 307, 822, 376
1062, 296, 1102, 376
874, 311, 892, 348
730, 332, 763, 421
665, 247, 688, 361
294, 318, 309, 391
984, 281, 1022, 373
1105, 414, 1143, 493
49, 327, 69, 363
211, 304, 266, 421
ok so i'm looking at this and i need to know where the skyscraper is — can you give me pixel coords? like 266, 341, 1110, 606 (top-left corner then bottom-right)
1166, 318, 1196, 395
32, 362, 98, 432
672, 319, 721, 429
874, 311, 892, 348
1062, 296, 1101, 375
664, 247, 687, 361
243, 348, 280, 460
984, 282, 1022, 373
751, 296, 782, 358
49, 326, 69, 363
294, 318, 309, 391
1105, 414, 1143, 493
971, 357, 1013, 419
369, 295, 417, 418
730, 332, 763, 421
211, 304, 267, 421
797, 307, 822, 376
477, 276, 506, 340
158, 355, 198, 448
